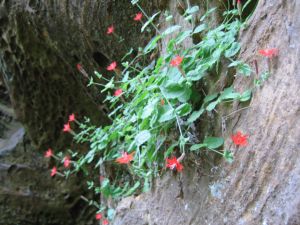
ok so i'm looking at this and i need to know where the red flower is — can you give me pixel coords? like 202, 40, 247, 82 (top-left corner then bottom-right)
114, 89, 123, 97
134, 12, 143, 21
170, 56, 183, 67
51, 167, 57, 177
95, 213, 102, 220
44, 148, 53, 158
107, 61, 117, 71
103, 219, 109, 225
237, 0, 241, 3
63, 123, 71, 132
231, 131, 248, 146
63, 156, 71, 168
107, 25, 114, 35
258, 48, 278, 58
160, 99, 165, 106
116, 152, 135, 164
166, 157, 183, 172
76, 63, 82, 71
68, 113, 75, 122
99, 176, 105, 182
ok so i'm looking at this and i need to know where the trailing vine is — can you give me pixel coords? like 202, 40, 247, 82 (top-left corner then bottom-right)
44, 0, 276, 223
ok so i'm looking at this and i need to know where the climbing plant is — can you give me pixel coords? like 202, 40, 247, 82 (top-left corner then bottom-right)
44, 0, 276, 223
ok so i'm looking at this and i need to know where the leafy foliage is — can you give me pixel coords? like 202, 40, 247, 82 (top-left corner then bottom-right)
50, 2, 259, 222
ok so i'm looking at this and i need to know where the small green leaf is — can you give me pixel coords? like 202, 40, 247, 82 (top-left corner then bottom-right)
144, 35, 161, 54
203, 93, 218, 104
162, 25, 181, 36
223, 150, 234, 163
159, 107, 175, 123
162, 83, 187, 99
124, 182, 141, 197
107, 208, 116, 220
193, 24, 207, 34
206, 100, 219, 111
135, 130, 151, 146
176, 103, 192, 116
225, 42, 240, 58
176, 30, 192, 44
141, 12, 160, 32
204, 137, 224, 149
141, 98, 159, 119
185, 6, 199, 15
239, 90, 252, 102
200, 7, 216, 21
187, 108, 204, 123
190, 143, 206, 151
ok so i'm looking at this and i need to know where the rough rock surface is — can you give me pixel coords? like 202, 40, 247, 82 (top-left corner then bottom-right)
113, 0, 300, 225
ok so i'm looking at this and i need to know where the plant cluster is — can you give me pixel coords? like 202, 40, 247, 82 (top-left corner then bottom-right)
44, 0, 277, 223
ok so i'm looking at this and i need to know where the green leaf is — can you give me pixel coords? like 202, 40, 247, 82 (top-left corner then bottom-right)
162, 25, 181, 36
141, 12, 160, 32
206, 100, 219, 111
190, 143, 207, 151
239, 90, 252, 102
135, 130, 151, 146
131, 0, 139, 5
228, 61, 252, 76
159, 106, 175, 123
186, 67, 206, 81
162, 83, 187, 99
178, 86, 192, 102
107, 208, 116, 220
204, 137, 224, 149
176, 30, 192, 44
225, 42, 240, 58
124, 181, 140, 197
176, 103, 192, 116
219, 86, 240, 101
203, 93, 218, 104
167, 39, 176, 53
144, 35, 161, 54
187, 108, 204, 123
193, 24, 207, 34
223, 150, 234, 163
200, 7, 216, 21
185, 6, 199, 15
141, 98, 159, 119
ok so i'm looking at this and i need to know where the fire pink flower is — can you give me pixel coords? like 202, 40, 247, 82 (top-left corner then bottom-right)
44, 148, 53, 158
114, 89, 123, 97
95, 213, 102, 220
166, 157, 183, 172
170, 56, 183, 67
258, 48, 278, 58
103, 219, 109, 225
76, 63, 82, 71
107, 61, 117, 71
160, 99, 165, 106
116, 152, 135, 164
63, 156, 71, 168
63, 123, 71, 132
51, 167, 57, 177
134, 12, 143, 21
231, 131, 248, 146
107, 25, 114, 35
68, 113, 75, 122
